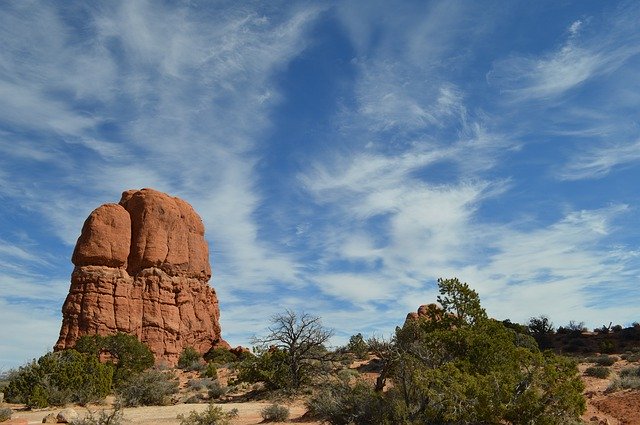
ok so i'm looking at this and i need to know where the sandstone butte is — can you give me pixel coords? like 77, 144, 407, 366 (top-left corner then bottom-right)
55, 188, 228, 365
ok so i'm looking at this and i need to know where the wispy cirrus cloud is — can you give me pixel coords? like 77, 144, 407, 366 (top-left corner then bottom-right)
0, 1, 325, 366
488, 11, 640, 101
559, 138, 640, 180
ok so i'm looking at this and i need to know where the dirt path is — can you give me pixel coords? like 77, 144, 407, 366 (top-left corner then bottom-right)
9, 401, 321, 425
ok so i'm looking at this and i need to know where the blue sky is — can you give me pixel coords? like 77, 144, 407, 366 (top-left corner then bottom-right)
1, 1, 640, 369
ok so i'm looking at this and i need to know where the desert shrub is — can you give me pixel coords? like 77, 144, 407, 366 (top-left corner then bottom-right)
75, 333, 154, 387
616, 368, 640, 390
70, 406, 123, 425
345, 333, 369, 360
236, 348, 292, 390
178, 347, 202, 371
367, 278, 586, 425
117, 369, 178, 406
306, 379, 385, 424
0, 407, 12, 422
618, 376, 640, 389
201, 362, 218, 379
203, 348, 238, 365
206, 380, 227, 399
620, 352, 640, 362
588, 355, 616, 366
607, 374, 640, 392
599, 339, 616, 354
5, 350, 113, 408
585, 366, 610, 378
261, 404, 290, 422
620, 366, 640, 377
501, 319, 529, 334
177, 404, 238, 425
184, 395, 202, 404
336, 368, 359, 383
187, 379, 206, 391
528, 315, 555, 349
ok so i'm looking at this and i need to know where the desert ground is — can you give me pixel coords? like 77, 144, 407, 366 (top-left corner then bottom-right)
5, 355, 640, 425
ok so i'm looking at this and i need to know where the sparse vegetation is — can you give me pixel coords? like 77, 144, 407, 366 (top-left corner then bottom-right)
5, 350, 113, 408
620, 366, 640, 377
620, 350, 640, 362
178, 347, 202, 372
260, 404, 290, 422
74, 333, 154, 387
203, 348, 238, 365
237, 347, 291, 390
599, 339, 616, 353
201, 362, 218, 379
206, 380, 227, 400
607, 369, 640, 392
70, 406, 123, 425
239, 310, 334, 391
117, 369, 178, 407
528, 315, 555, 349
558, 321, 587, 336
177, 404, 238, 425
306, 379, 384, 424
345, 333, 369, 360
585, 366, 611, 378
0, 407, 12, 422
587, 354, 617, 366
309, 278, 586, 425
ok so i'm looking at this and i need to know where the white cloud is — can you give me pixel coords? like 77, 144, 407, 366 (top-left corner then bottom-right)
0, 299, 62, 369
559, 138, 640, 180
0, 2, 325, 366
488, 15, 640, 101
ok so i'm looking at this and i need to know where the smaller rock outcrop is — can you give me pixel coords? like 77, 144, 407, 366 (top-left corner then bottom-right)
405, 303, 447, 323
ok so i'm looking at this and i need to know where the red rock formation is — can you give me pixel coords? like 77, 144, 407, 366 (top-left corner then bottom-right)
405, 303, 449, 324
55, 188, 228, 365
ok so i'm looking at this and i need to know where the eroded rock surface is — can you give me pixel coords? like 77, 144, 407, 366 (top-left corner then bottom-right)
55, 188, 227, 365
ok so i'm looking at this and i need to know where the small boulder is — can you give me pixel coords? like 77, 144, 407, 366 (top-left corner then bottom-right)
42, 413, 58, 423
56, 408, 79, 423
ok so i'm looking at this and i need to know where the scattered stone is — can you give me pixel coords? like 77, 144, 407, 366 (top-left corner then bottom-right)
42, 413, 58, 423
56, 408, 79, 423
55, 188, 228, 365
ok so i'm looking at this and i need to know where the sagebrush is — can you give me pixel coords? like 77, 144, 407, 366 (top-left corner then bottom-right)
260, 404, 290, 422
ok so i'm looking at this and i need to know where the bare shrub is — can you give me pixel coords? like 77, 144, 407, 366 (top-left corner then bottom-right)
71, 406, 123, 425
585, 366, 610, 379
117, 369, 178, 406
260, 404, 290, 422
0, 407, 12, 422
177, 404, 238, 425
206, 380, 227, 400
587, 355, 617, 366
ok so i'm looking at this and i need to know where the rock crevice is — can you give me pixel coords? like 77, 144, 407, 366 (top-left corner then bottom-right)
55, 188, 227, 365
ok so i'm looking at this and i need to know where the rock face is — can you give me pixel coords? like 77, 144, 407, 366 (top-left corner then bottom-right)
55, 188, 227, 365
